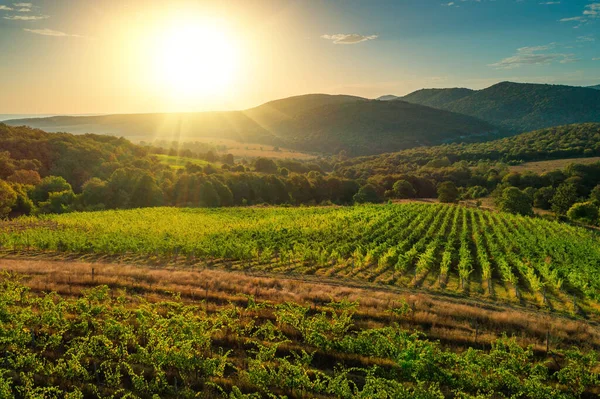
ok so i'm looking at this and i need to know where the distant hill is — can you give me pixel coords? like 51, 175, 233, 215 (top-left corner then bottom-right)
402, 82, 600, 133
376, 95, 400, 101
402, 88, 474, 109
334, 123, 600, 177
5, 94, 498, 156
589, 85, 600, 90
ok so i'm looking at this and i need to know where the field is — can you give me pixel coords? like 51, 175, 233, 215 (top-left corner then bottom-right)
1, 260, 599, 398
508, 157, 600, 174
2, 203, 600, 317
3, 203, 600, 397
153, 154, 215, 169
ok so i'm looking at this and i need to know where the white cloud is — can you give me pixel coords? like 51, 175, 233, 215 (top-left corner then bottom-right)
489, 44, 578, 69
3, 14, 47, 20
321, 33, 378, 44
17, 7, 30, 12
23, 28, 80, 37
560, 16, 585, 22
584, 3, 600, 17
540, 1, 560, 4
0, 5, 13, 10
593, 57, 600, 61
13, 2, 31, 6
577, 35, 595, 42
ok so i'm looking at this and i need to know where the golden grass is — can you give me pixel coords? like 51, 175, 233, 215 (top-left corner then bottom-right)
2, 257, 599, 353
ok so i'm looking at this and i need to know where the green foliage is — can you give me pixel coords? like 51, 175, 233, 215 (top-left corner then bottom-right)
0, 276, 597, 397
392, 180, 416, 198
0, 180, 17, 217
497, 187, 533, 216
30, 176, 72, 204
403, 81, 600, 133
551, 183, 578, 215
534, 186, 555, 210
353, 184, 381, 204
567, 202, 599, 225
437, 181, 458, 203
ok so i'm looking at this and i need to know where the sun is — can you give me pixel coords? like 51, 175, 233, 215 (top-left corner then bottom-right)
155, 21, 238, 100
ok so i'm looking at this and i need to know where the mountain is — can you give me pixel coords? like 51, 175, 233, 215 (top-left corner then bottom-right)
402, 82, 600, 133
402, 88, 474, 109
589, 85, 600, 90
5, 94, 498, 156
376, 95, 400, 101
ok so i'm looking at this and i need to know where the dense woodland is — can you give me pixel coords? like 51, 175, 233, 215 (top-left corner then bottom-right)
2, 122, 600, 225
402, 82, 600, 133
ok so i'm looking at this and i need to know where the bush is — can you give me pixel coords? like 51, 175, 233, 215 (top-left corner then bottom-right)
392, 180, 416, 199
551, 183, 578, 215
437, 181, 459, 203
353, 184, 381, 204
0, 180, 17, 217
497, 187, 534, 216
567, 202, 599, 225
534, 186, 555, 210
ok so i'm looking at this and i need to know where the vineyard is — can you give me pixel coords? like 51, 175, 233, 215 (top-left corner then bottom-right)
0, 275, 599, 398
2, 203, 600, 317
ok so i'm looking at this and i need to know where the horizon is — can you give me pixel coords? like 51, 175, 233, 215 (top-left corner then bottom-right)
1, 0, 599, 114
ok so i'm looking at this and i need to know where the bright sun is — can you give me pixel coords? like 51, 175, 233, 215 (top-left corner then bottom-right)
155, 22, 238, 99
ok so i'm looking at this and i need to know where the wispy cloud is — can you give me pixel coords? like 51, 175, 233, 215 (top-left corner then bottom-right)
489, 44, 579, 69
13, 2, 32, 6
16, 7, 30, 12
23, 28, 81, 37
593, 57, 600, 61
321, 33, 378, 44
560, 2, 600, 27
3, 14, 47, 20
540, 1, 560, 4
577, 35, 595, 42
0, 5, 13, 10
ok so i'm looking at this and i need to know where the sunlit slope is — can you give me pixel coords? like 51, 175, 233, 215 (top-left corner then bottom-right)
3, 203, 600, 312
5, 95, 497, 155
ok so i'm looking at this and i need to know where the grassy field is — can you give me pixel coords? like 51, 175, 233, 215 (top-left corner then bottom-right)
508, 157, 600, 173
2, 203, 600, 319
153, 154, 216, 169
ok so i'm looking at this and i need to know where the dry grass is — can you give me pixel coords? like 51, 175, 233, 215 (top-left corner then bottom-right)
2, 257, 599, 353
508, 157, 600, 174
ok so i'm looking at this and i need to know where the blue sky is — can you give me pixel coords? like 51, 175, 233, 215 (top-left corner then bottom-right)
0, 0, 598, 114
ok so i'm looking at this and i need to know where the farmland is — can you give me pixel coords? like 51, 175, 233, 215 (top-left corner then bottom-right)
1, 266, 599, 398
2, 203, 600, 318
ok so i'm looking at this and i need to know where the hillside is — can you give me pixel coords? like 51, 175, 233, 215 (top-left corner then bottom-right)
402, 82, 600, 133
0, 123, 151, 189
590, 84, 600, 90
401, 87, 474, 109
5, 94, 498, 156
335, 123, 600, 176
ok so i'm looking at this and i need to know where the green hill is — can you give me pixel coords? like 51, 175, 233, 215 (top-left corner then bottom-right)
589, 84, 600, 90
402, 82, 600, 133
5, 94, 497, 156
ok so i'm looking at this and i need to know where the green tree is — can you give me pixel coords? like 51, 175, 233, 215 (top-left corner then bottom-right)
498, 187, 533, 216
551, 183, 578, 215
30, 176, 72, 204
590, 184, 600, 203
392, 180, 416, 199
353, 184, 381, 204
0, 180, 17, 217
254, 158, 278, 174
534, 186, 555, 210
567, 202, 599, 225
37, 190, 76, 214
129, 174, 164, 208
437, 181, 459, 203
81, 178, 109, 209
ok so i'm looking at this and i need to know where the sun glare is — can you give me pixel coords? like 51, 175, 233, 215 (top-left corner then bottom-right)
155, 21, 238, 100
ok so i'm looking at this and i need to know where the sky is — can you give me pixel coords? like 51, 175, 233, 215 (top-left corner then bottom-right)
0, 0, 598, 114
